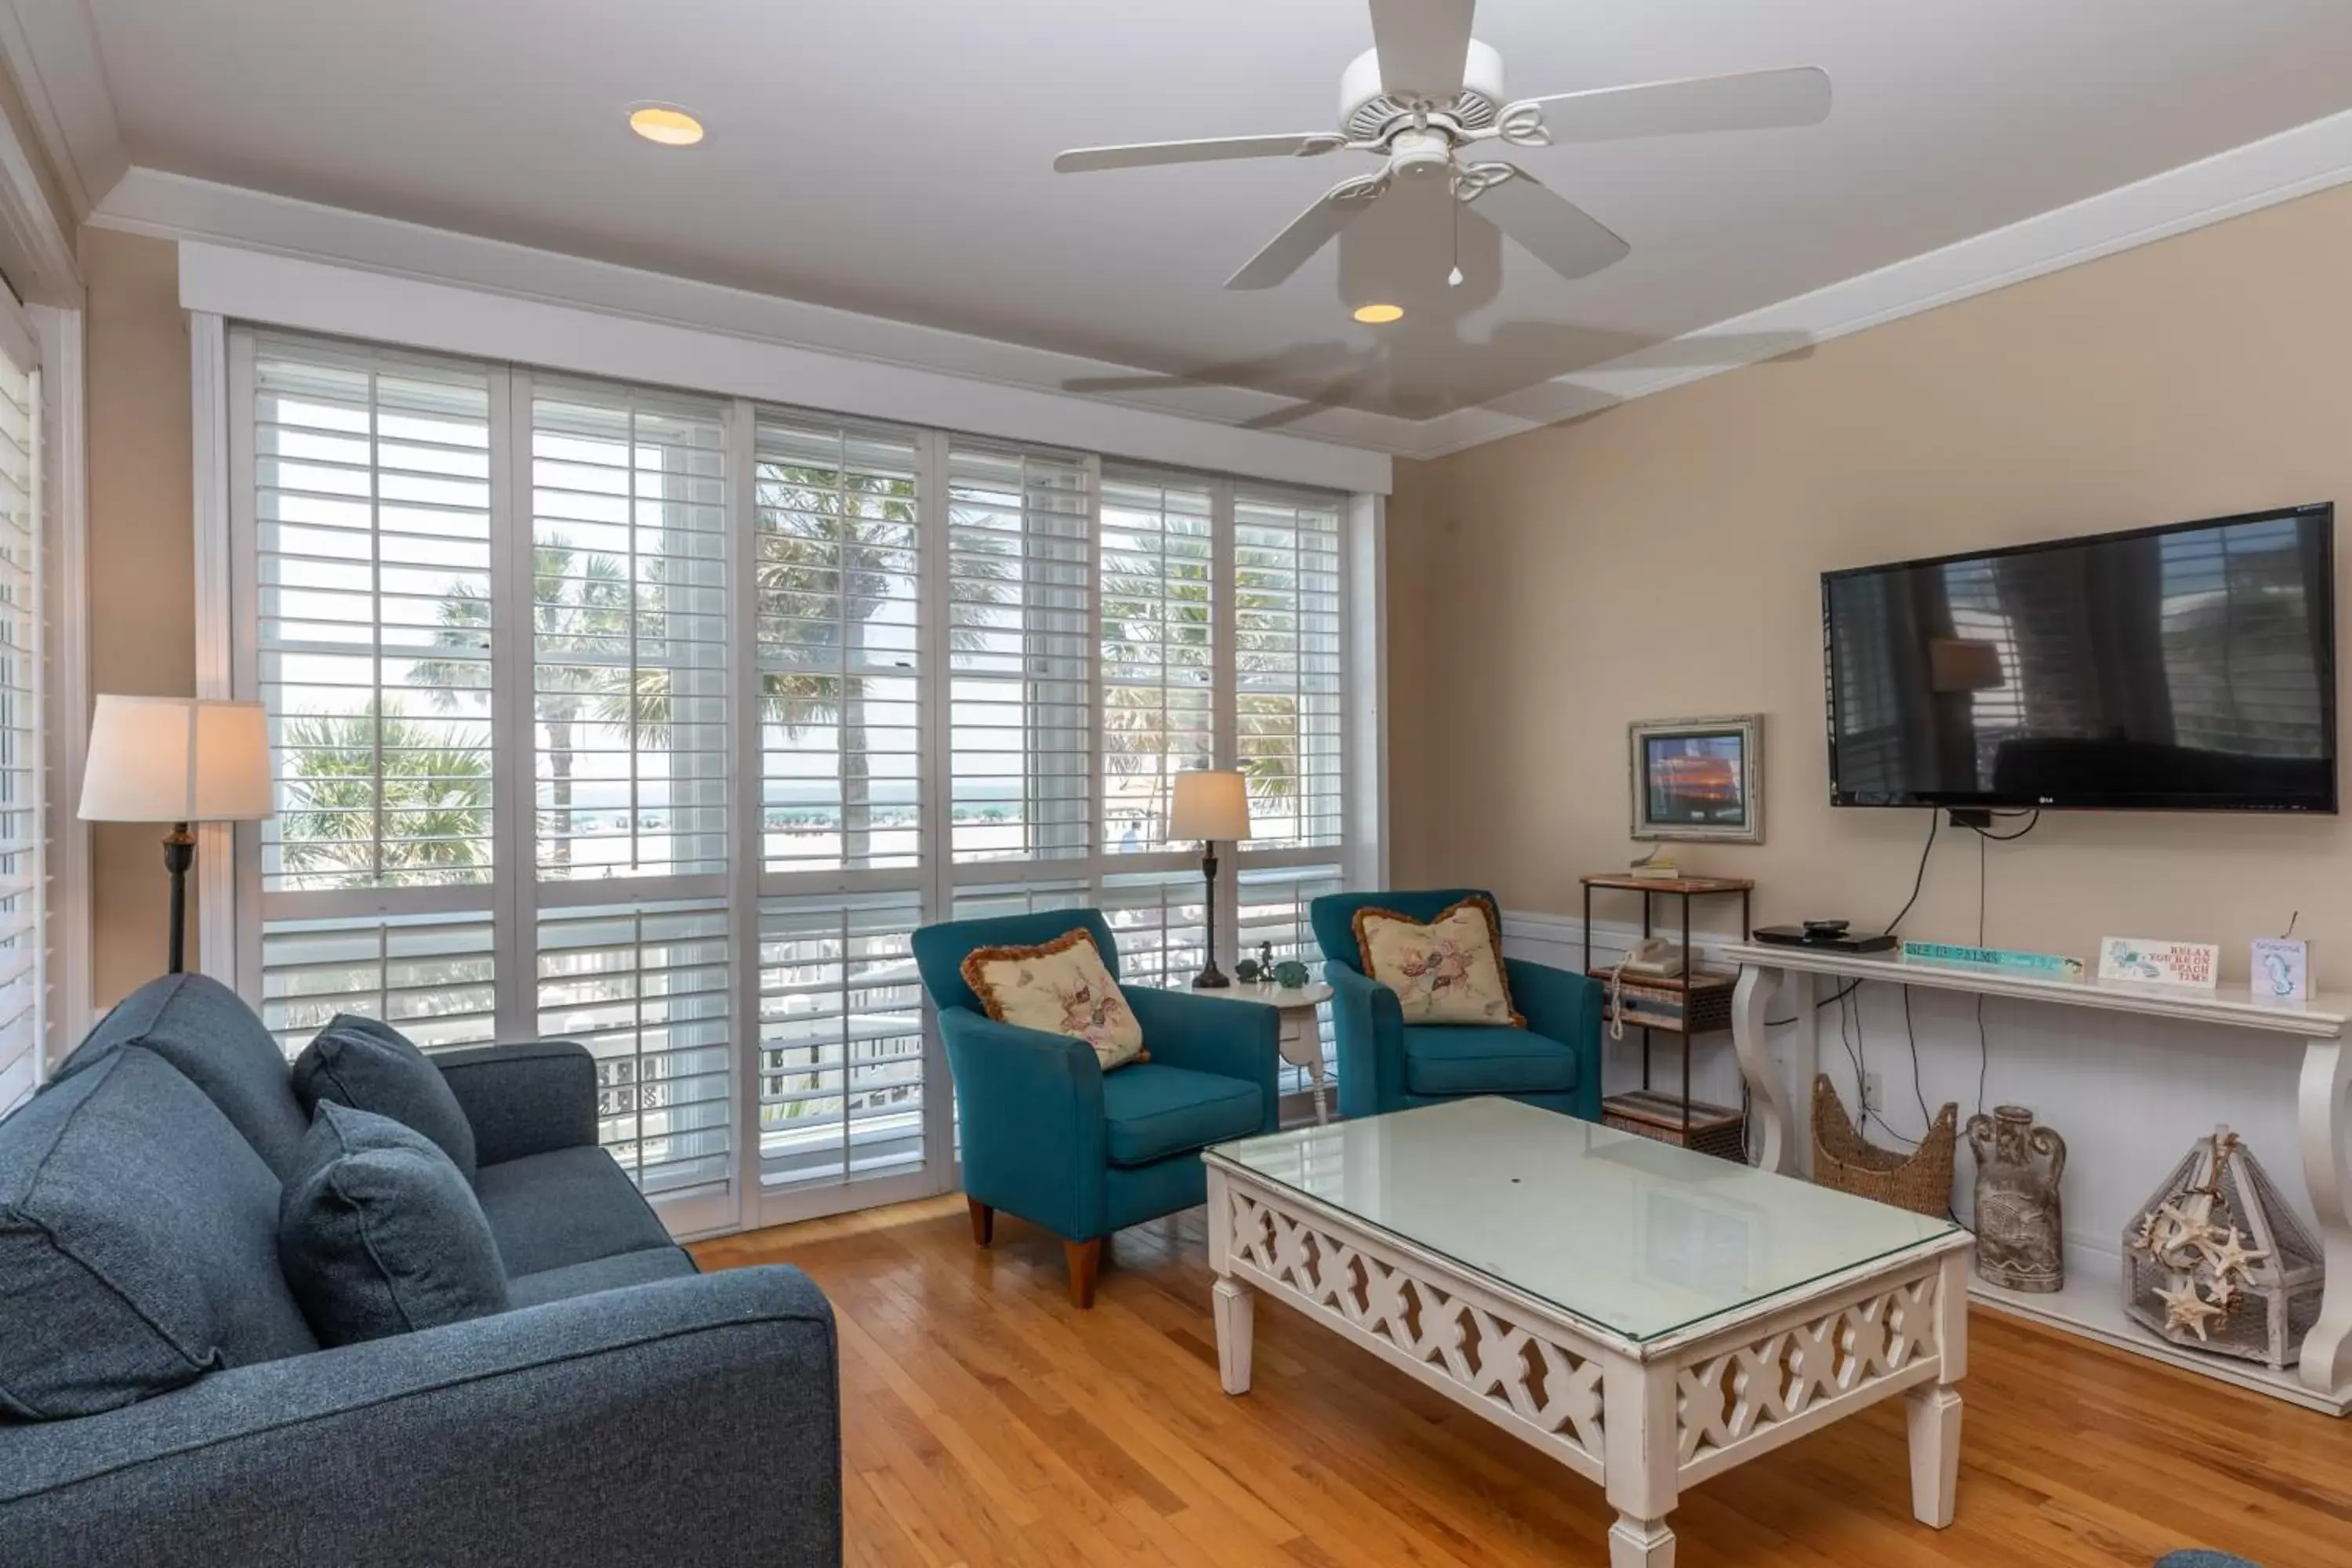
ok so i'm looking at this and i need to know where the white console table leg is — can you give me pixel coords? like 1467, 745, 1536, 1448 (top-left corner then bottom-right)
2298, 1037, 2352, 1399
1733, 964, 1806, 1175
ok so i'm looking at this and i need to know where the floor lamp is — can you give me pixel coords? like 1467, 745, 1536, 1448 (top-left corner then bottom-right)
1169, 769, 1251, 990
78, 695, 272, 975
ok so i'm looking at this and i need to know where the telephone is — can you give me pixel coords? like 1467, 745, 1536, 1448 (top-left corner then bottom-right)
1619, 938, 1687, 979
1606, 939, 1689, 1041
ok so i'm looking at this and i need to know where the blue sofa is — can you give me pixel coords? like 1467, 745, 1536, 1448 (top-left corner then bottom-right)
912, 909, 1279, 1307
1312, 888, 1604, 1123
0, 974, 841, 1568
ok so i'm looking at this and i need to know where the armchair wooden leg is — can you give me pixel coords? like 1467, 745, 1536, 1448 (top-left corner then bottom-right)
1064, 1237, 1103, 1308
967, 1198, 994, 1247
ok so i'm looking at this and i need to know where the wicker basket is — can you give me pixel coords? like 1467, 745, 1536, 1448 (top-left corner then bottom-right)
1811, 1074, 1958, 1218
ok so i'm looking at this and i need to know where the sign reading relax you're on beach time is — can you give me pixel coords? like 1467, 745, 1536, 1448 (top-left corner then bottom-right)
2097, 937, 2221, 990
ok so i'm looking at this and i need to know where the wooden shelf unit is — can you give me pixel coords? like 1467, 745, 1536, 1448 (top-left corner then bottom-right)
1581, 874, 1756, 1160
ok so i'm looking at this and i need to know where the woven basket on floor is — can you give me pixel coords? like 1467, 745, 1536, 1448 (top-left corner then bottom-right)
1811, 1074, 1957, 1218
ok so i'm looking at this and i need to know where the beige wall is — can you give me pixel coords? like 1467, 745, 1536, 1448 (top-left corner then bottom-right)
82, 227, 194, 1007
1389, 180, 2352, 977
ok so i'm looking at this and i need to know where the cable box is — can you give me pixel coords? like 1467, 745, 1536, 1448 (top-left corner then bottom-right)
1754, 924, 1897, 953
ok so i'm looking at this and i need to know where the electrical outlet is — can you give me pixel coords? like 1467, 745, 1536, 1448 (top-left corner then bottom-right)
1861, 1071, 1884, 1113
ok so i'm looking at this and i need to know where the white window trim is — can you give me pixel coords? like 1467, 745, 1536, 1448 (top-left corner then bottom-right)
32, 301, 89, 1056
176, 242, 1390, 498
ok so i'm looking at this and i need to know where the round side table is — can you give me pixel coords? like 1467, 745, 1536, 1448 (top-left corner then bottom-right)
1195, 979, 1336, 1123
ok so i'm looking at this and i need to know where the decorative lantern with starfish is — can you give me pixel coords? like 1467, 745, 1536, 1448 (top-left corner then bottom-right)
2122, 1124, 2323, 1369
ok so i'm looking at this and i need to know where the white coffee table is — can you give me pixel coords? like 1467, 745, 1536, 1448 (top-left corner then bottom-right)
1204, 1098, 1971, 1567
1191, 978, 1334, 1123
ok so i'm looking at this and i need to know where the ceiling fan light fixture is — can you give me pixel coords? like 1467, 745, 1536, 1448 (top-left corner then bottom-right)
627, 105, 706, 147
1352, 303, 1406, 324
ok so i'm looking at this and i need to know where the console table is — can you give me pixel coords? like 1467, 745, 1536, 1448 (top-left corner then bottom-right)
1724, 941, 2352, 1414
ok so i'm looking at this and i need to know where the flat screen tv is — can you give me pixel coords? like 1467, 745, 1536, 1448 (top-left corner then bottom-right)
1823, 503, 2336, 813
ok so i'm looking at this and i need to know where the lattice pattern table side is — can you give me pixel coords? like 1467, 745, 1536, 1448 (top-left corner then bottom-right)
1668, 1255, 1953, 1483
1223, 1185, 1610, 1473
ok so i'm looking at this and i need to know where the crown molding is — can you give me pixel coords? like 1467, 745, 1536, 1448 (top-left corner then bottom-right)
94, 168, 1413, 481
1402, 103, 2352, 459
0, 0, 120, 223
85, 96, 2352, 467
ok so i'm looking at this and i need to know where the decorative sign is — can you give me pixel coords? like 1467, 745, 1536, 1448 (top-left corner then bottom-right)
1900, 941, 2084, 980
2098, 937, 2220, 991
2250, 938, 2312, 1004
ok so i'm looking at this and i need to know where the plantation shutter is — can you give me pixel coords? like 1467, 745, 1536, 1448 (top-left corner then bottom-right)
946, 441, 1092, 864
1099, 470, 1213, 854
246, 338, 501, 1054
0, 338, 34, 1113
1232, 489, 1344, 848
528, 380, 730, 881
752, 415, 924, 873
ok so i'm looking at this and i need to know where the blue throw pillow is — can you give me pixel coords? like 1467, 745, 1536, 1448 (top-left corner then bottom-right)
278, 1102, 510, 1346
0, 1047, 318, 1418
292, 1014, 477, 1183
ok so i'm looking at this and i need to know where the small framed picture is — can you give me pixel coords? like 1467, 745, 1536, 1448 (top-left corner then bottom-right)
1630, 715, 1764, 844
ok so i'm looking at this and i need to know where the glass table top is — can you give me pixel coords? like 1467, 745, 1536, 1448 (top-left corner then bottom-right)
1206, 1097, 1960, 1344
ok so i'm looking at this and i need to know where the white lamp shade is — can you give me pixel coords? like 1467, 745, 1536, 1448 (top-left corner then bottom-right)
1168, 769, 1251, 843
78, 695, 274, 824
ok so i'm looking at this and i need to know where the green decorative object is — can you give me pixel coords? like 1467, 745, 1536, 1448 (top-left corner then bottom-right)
1900, 939, 2085, 980
1272, 960, 1310, 989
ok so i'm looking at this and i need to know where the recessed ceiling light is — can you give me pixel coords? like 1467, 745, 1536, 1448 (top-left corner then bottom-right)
628, 105, 705, 147
1352, 303, 1404, 325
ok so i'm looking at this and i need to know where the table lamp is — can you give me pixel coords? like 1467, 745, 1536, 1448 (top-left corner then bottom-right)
78, 695, 272, 975
1168, 769, 1250, 989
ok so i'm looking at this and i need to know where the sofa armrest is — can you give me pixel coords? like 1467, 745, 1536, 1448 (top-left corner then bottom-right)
938, 1006, 1107, 1240
0, 1265, 839, 1568
431, 1040, 598, 1166
1123, 985, 1279, 1123
1326, 960, 1406, 1120
1507, 957, 1605, 1121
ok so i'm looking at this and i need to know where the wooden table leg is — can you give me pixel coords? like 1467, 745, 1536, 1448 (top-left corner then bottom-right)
1601, 1348, 1679, 1568
1732, 963, 1797, 1174
2297, 1036, 2352, 1398
1905, 1386, 1962, 1527
1213, 1277, 1255, 1394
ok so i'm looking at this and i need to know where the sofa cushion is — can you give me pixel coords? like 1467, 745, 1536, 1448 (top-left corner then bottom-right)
1101, 1063, 1264, 1168
292, 1014, 477, 1183
278, 1103, 509, 1346
0, 1047, 318, 1419
49, 973, 311, 1178
506, 1245, 699, 1309
1403, 1025, 1579, 1097
475, 1146, 673, 1277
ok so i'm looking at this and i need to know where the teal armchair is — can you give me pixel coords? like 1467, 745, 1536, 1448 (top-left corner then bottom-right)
1310, 888, 1603, 1123
911, 909, 1279, 1307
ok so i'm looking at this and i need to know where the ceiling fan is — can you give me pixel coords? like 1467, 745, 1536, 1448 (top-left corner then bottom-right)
1054, 0, 1831, 296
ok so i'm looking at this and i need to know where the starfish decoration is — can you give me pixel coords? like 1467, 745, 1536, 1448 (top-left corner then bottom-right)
2205, 1275, 2241, 1312
2147, 1201, 2226, 1270
2129, 1210, 2163, 1257
2198, 1226, 2268, 1283
2158, 1275, 2224, 1341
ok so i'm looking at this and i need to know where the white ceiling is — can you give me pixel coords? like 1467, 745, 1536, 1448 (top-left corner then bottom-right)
24, 0, 2352, 431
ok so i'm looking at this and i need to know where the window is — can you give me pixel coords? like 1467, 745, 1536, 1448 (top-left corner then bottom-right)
0, 336, 36, 1115
1233, 492, 1343, 850
233, 327, 1363, 1237
1100, 471, 1213, 854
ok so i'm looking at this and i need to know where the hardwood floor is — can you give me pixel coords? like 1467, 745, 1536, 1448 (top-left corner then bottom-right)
693, 1196, 2352, 1566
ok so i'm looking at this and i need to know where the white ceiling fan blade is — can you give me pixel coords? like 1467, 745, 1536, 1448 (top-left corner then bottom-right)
1469, 169, 1629, 281
1053, 132, 1346, 173
1522, 66, 1832, 143
1368, 0, 1475, 103
1226, 177, 1386, 291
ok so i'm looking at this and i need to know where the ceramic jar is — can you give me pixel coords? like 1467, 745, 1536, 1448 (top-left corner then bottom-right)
1966, 1105, 2067, 1293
